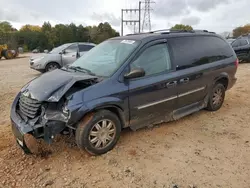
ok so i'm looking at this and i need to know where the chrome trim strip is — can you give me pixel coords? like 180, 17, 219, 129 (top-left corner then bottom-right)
178, 86, 206, 98
136, 86, 206, 110
137, 96, 178, 110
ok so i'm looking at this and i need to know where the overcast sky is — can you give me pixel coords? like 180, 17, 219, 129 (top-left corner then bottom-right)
0, 0, 249, 35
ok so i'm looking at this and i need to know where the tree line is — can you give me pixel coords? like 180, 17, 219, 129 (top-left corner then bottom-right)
171, 23, 250, 38
233, 24, 250, 38
1, 20, 249, 51
0, 21, 119, 51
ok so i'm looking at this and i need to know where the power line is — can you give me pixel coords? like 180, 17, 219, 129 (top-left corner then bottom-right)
142, 0, 154, 32
121, 1, 142, 36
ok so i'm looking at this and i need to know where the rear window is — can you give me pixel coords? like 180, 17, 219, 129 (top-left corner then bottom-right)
169, 36, 234, 70
240, 39, 248, 46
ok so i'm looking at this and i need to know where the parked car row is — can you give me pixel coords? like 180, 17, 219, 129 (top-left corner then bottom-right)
12, 29, 238, 155
231, 34, 250, 62
30, 42, 96, 72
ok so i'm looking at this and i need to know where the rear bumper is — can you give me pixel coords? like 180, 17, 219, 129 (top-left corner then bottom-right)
228, 77, 237, 90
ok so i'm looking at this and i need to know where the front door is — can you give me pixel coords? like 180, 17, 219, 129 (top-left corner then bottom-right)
62, 43, 78, 66
128, 41, 178, 129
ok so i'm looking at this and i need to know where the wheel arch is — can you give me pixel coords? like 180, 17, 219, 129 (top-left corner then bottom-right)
213, 73, 229, 90
79, 104, 128, 129
45, 61, 61, 69
95, 105, 127, 128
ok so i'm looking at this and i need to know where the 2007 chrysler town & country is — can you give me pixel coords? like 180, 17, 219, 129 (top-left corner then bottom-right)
11, 29, 238, 155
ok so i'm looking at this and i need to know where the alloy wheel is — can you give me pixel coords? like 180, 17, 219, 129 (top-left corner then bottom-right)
48, 64, 58, 71
88, 119, 116, 149
212, 88, 223, 106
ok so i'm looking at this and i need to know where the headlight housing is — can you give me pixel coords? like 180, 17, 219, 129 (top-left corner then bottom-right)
34, 56, 44, 62
62, 104, 69, 115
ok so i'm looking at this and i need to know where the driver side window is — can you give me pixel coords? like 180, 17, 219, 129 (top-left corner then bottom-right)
130, 43, 172, 76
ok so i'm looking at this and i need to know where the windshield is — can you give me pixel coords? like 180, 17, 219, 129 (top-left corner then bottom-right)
70, 39, 140, 77
50, 44, 71, 54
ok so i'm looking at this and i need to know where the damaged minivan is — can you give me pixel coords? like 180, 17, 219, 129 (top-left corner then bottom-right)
11, 30, 238, 155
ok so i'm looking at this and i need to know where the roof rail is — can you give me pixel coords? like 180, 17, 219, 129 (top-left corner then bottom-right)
149, 29, 194, 34
193, 29, 216, 34
125, 29, 215, 36
149, 29, 215, 34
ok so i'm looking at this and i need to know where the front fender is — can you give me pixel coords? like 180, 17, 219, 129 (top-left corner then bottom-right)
85, 97, 126, 110
68, 97, 129, 129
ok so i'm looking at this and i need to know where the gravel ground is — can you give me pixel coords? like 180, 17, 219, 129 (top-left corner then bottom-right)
0, 56, 250, 188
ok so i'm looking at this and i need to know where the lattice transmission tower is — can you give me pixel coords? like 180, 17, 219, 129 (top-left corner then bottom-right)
142, 0, 154, 32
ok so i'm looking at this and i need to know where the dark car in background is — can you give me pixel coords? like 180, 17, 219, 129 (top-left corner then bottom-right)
11, 29, 238, 155
231, 34, 250, 62
226, 38, 235, 44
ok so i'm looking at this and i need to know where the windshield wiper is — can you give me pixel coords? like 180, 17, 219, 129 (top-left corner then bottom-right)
68, 66, 96, 76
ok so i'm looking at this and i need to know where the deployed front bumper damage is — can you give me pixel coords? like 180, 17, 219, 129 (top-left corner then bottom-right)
10, 93, 70, 154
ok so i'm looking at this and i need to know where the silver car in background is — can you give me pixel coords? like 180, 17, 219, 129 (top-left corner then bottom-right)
30, 42, 96, 72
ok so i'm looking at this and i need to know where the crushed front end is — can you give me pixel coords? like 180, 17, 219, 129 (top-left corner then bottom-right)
10, 92, 70, 154
10, 69, 99, 154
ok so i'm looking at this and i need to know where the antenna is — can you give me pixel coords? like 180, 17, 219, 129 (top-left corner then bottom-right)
142, 0, 154, 32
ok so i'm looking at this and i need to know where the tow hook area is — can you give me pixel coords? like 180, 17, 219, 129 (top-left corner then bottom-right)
24, 134, 54, 157
23, 134, 41, 155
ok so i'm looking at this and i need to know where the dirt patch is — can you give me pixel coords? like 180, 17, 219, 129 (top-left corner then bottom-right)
0, 58, 250, 188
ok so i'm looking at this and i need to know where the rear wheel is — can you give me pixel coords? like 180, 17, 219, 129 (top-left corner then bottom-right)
206, 83, 225, 111
3, 50, 13, 59
45, 62, 60, 72
76, 110, 121, 155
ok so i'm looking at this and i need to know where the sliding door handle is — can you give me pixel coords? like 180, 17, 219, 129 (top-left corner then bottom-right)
166, 81, 177, 88
180, 78, 189, 84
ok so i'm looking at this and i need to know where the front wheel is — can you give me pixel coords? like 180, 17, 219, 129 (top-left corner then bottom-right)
45, 62, 60, 72
206, 83, 225, 111
76, 110, 121, 155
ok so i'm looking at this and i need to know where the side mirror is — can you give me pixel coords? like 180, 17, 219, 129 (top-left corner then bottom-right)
124, 68, 145, 79
60, 50, 66, 54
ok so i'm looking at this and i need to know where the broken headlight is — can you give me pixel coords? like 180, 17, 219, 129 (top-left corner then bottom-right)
62, 100, 70, 116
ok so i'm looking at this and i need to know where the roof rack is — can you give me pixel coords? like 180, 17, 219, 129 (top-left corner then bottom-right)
126, 29, 215, 36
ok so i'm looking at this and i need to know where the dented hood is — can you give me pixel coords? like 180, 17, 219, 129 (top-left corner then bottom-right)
21, 69, 98, 102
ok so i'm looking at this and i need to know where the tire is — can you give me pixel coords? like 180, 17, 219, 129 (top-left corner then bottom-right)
76, 110, 121, 155
206, 83, 225, 111
3, 50, 13, 59
45, 62, 60, 72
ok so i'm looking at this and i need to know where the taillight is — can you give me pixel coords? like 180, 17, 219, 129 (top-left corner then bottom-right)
235, 58, 239, 68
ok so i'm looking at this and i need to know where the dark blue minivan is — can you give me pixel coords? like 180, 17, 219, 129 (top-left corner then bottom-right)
11, 30, 238, 155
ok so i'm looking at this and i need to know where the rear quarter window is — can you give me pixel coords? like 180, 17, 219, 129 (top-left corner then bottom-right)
169, 36, 234, 70
79, 44, 95, 52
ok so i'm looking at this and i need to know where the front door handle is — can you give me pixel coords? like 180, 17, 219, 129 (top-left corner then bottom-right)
166, 81, 177, 88
180, 78, 189, 84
